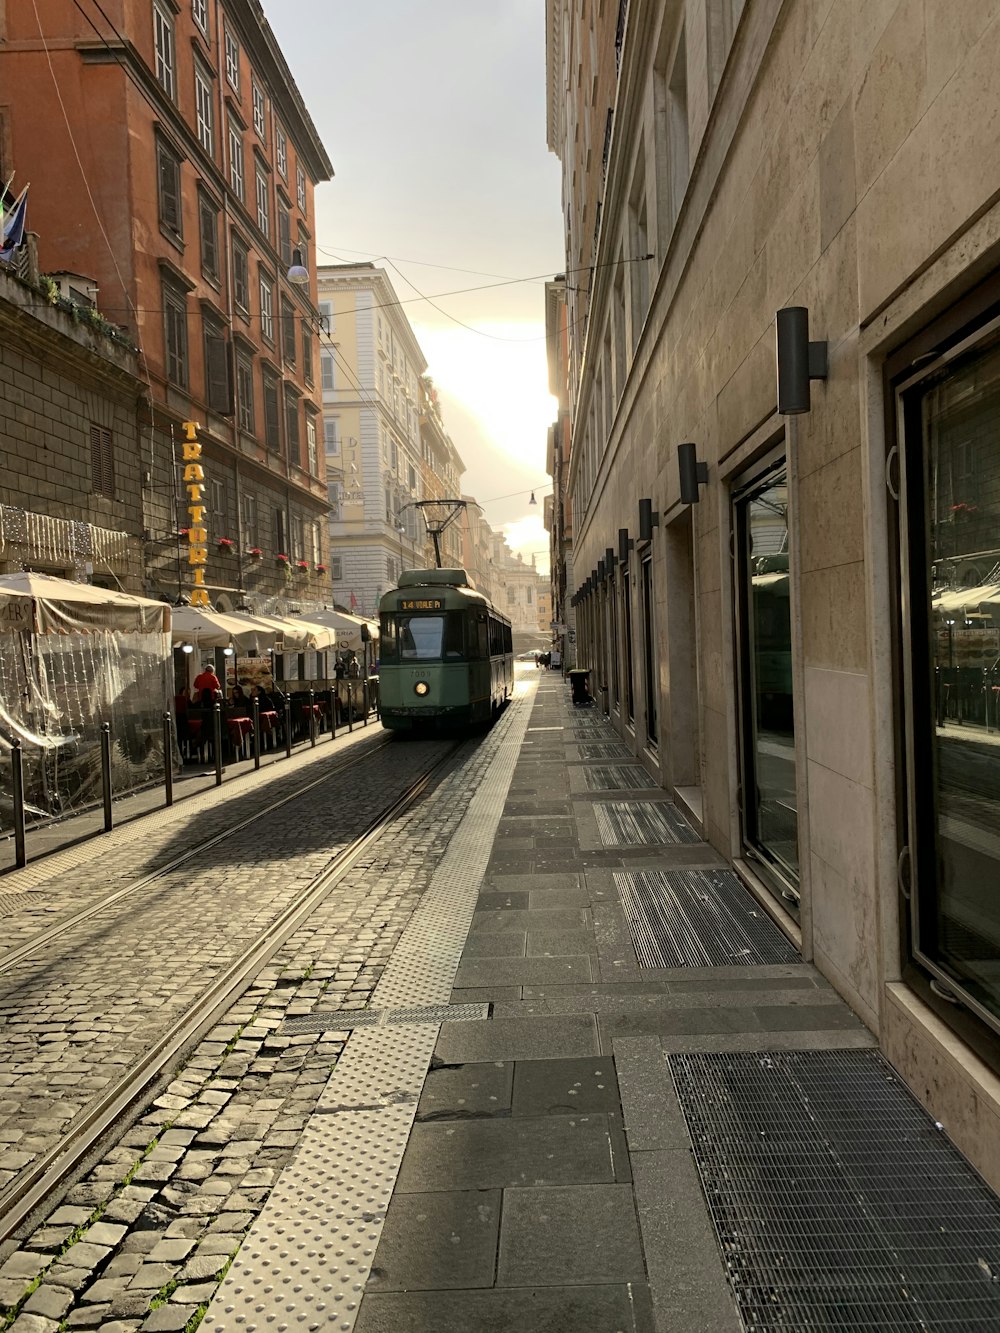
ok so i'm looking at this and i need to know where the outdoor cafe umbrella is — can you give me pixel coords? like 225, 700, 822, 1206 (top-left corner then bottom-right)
170, 605, 280, 653
228, 611, 336, 653
0, 571, 169, 634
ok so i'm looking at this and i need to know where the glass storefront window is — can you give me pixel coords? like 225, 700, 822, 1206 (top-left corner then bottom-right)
901, 331, 1000, 1023
735, 459, 799, 903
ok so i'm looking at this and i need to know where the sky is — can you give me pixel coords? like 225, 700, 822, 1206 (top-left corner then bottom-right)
263, 1, 565, 574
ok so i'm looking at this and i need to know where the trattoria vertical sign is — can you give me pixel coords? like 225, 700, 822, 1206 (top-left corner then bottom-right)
180, 421, 210, 607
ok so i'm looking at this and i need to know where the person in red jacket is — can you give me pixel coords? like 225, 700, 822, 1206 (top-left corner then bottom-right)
193, 662, 221, 704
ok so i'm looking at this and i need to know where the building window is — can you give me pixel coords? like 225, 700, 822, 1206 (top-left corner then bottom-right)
407, 463, 416, 491
320, 348, 335, 393
232, 233, 249, 312
262, 369, 280, 451
284, 388, 300, 464
291, 515, 306, 561
228, 118, 244, 201
236, 353, 254, 433
191, 0, 208, 37
274, 506, 286, 552
331, 555, 343, 581
162, 280, 188, 387
210, 477, 225, 524
296, 163, 306, 210
153, 3, 175, 99
194, 63, 214, 155
275, 124, 287, 179
90, 425, 114, 498
319, 299, 334, 334
277, 200, 292, 267
306, 414, 317, 475
252, 80, 266, 140
199, 194, 219, 282
281, 297, 296, 366
302, 331, 313, 387
225, 29, 240, 92
156, 140, 182, 239
323, 415, 340, 453
259, 273, 274, 343
241, 492, 258, 547
203, 314, 232, 415
255, 166, 269, 237
310, 520, 321, 565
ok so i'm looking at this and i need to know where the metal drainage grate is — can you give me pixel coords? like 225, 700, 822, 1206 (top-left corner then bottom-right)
595, 800, 699, 848
615, 868, 799, 967
579, 742, 632, 759
282, 1002, 489, 1033
583, 765, 651, 792
670, 1049, 1000, 1331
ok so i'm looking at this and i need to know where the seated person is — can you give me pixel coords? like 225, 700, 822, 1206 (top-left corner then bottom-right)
251, 683, 276, 713
229, 684, 251, 717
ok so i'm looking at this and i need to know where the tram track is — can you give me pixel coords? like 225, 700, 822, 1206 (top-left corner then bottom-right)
0, 732, 398, 974
0, 735, 467, 1244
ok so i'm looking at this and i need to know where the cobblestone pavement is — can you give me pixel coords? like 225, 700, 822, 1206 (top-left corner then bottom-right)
0, 727, 458, 1194
0, 684, 532, 1333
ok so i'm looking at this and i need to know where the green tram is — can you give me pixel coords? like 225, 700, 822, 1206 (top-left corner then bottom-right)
378, 569, 513, 732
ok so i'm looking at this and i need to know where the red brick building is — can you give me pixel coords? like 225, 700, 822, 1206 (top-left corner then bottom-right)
0, 0, 333, 611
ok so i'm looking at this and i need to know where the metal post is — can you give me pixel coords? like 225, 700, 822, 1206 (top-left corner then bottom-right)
162, 712, 174, 807
213, 704, 223, 786
284, 698, 292, 757
362, 677, 368, 727
308, 687, 317, 747
252, 697, 261, 770
374, 677, 380, 721
101, 722, 113, 831
11, 739, 26, 868
348, 681, 354, 733
329, 687, 337, 740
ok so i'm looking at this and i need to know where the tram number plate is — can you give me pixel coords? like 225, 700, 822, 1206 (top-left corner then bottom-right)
400, 598, 443, 610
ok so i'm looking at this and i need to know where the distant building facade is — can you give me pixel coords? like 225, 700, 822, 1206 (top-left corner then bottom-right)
0, 0, 333, 612
316, 264, 426, 616
417, 378, 465, 570
545, 277, 574, 664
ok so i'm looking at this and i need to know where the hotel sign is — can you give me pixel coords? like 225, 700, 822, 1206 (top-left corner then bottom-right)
181, 420, 210, 607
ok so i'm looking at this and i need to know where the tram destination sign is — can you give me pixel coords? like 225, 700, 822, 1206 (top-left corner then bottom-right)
400, 598, 444, 610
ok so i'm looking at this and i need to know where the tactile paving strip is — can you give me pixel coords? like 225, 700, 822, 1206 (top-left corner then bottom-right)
595, 799, 700, 847
282, 1003, 488, 1033
205, 683, 537, 1333
615, 868, 799, 967
670, 1049, 1000, 1330
582, 765, 652, 791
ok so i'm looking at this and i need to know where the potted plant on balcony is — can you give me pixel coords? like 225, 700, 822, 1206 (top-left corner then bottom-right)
217, 537, 235, 553
315, 563, 327, 575
295, 559, 309, 574
247, 547, 263, 561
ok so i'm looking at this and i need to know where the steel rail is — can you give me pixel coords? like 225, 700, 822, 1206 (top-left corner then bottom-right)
0, 738, 466, 1243
0, 732, 394, 978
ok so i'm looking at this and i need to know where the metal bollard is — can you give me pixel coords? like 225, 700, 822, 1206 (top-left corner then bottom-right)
309, 688, 317, 747
362, 678, 368, 727
11, 739, 26, 868
101, 722, 113, 831
284, 698, 292, 757
213, 704, 223, 786
162, 712, 173, 807
252, 697, 261, 770
329, 687, 337, 740
348, 682, 354, 733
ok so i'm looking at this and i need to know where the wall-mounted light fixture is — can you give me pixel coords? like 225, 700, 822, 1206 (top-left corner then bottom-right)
776, 306, 827, 414
618, 528, 632, 564
638, 498, 660, 542
180, 642, 194, 655
678, 442, 709, 504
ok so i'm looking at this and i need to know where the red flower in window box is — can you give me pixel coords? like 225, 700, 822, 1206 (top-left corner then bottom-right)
315, 563, 327, 574
247, 547, 263, 560
276, 553, 290, 565
217, 537, 235, 552
294, 559, 309, 573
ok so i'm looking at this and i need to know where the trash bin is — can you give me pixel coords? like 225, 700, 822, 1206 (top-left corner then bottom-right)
567, 668, 593, 707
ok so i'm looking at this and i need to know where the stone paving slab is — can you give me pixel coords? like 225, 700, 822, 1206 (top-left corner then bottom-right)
497, 1183, 645, 1286
354, 1283, 656, 1333
366, 1189, 501, 1290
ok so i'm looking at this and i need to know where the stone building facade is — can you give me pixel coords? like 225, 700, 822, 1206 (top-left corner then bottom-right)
547, 0, 1000, 1187
417, 378, 465, 571
0, 263, 143, 590
0, 0, 333, 613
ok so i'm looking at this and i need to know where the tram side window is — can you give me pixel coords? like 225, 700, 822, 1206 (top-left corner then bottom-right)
503, 623, 512, 654
380, 617, 397, 661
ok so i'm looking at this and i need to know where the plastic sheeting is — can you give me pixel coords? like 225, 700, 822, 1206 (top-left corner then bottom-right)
0, 576, 174, 829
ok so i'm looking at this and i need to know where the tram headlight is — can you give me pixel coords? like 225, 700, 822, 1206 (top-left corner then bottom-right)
414, 681, 430, 696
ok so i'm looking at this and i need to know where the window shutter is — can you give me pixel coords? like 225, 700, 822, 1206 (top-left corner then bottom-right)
205, 332, 234, 415
263, 376, 280, 450
159, 150, 180, 232
90, 425, 114, 497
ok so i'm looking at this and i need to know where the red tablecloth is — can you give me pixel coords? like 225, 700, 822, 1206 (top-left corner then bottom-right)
258, 710, 278, 732
227, 716, 253, 741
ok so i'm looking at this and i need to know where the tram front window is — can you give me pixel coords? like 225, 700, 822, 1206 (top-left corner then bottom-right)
393, 613, 465, 661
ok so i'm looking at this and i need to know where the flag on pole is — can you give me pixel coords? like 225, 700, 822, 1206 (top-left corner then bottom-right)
349, 590, 358, 611
0, 185, 29, 264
